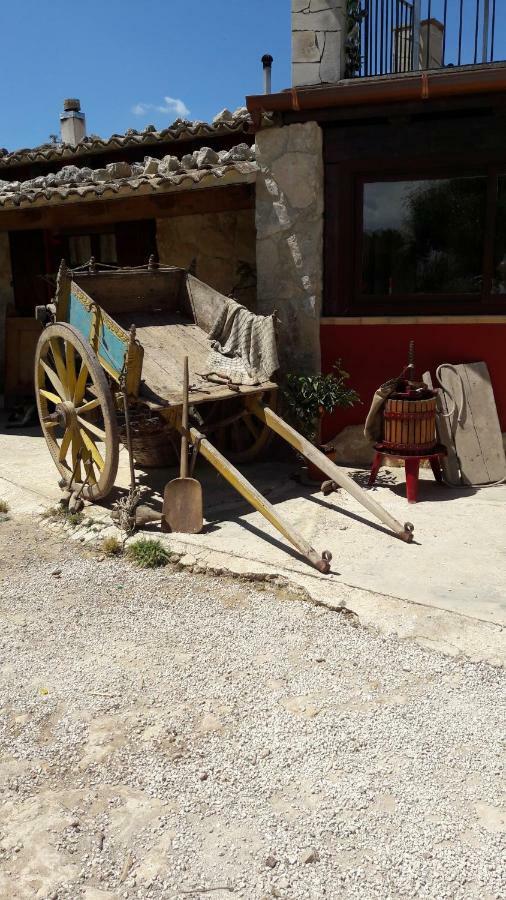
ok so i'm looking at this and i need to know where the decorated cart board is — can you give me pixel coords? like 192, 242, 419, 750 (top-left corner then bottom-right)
35, 261, 414, 574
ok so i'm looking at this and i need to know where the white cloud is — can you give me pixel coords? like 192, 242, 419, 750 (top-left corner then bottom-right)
131, 96, 190, 119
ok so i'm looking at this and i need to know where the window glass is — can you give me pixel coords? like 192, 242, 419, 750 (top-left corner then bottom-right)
362, 177, 487, 295
493, 175, 506, 294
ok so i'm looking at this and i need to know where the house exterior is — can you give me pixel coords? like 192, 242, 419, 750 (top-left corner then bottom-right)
2, 0, 505, 448
247, 0, 506, 438
0, 104, 260, 400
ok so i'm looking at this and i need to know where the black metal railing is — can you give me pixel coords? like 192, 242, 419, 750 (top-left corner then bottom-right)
348, 0, 498, 78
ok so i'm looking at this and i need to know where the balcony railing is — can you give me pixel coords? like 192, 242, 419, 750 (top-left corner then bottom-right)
347, 0, 498, 78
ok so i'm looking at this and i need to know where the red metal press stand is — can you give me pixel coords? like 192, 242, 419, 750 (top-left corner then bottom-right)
369, 444, 447, 504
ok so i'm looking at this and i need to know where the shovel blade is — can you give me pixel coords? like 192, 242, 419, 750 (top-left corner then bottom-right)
162, 478, 203, 534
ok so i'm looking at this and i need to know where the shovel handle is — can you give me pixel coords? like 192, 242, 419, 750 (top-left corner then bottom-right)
181, 356, 189, 478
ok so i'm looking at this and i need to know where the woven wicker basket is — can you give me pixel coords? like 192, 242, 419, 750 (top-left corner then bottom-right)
119, 419, 179, 468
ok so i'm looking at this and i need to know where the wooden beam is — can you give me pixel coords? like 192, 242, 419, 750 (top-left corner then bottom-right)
0, 183, 255, 232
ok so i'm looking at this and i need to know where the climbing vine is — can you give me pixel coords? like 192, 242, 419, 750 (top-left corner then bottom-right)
344, 0, 365, 78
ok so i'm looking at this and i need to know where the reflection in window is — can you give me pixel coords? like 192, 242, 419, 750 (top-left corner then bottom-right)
362, 177, 487, 295
493, 176, 506, 294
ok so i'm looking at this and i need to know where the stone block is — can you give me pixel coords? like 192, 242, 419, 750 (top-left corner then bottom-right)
143, 157, 160, 175
292, 30, 324, 63
181, 153, 196, 169
194, 147, 220, 168
228, 143, 252, 162
319, 29, 345, 82
158, 155, 181, 177
292, 9, 341, 31
272, 152, 319, 210
92, 169, 109, 183
213, 108, 234, 123
218, 150, 232, 165
328, 425, 374, 468
105, 161, 132, 179
293, 0, 310, 11
292, 61, 323, 87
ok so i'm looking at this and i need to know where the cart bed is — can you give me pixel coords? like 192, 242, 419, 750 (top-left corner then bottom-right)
114, 308, 275, 407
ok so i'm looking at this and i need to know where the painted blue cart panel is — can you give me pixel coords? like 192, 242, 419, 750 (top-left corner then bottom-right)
68, 290, 128, 379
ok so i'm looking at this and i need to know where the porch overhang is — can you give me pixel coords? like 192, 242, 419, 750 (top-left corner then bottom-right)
0, 163, 257, 231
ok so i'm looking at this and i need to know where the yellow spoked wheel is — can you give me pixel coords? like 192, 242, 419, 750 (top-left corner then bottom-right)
35, 323, 119, 501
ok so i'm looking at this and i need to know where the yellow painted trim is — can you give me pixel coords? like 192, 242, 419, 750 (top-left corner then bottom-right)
321, 315, 506, 325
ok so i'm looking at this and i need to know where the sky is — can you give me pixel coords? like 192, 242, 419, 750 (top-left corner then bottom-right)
0, 1, 505, 153
0, 0, 291, 152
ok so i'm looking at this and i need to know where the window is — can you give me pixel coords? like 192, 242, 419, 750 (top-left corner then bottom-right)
362, 177, 487, 296
324, 162, 506, 316
67, 231, 117, 268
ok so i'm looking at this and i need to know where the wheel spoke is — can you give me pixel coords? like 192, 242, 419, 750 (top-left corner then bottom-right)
76, 398, 101, 415
40, 359, 67, 401
74, 361, 89, 405
77, 416, 106, 442
49, 339, 70, 399
80, 428, 105, 470
58, 428, 72, 462
71, 430, 83, 483
39, 388, 62, 406
65, 342, 77, 397
82, 454, 97, 485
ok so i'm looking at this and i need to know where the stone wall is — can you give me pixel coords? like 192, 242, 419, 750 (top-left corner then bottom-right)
156, 209, 257, 309
255, 122, 323, 374
0, 232, 14, 393
292, 0, 347, 87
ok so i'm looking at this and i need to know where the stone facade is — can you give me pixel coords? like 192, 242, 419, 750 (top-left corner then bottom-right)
0, 232, 14, 393
255, 122, 323, 373
156, 209, 257, 309
292, 0, 347, 87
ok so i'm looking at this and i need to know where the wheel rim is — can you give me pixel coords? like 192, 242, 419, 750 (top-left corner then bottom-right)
35, 323, 119, 501
197, 389, 277, 463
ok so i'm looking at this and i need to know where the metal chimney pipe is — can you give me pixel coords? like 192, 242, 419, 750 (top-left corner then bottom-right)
262, 54, 273, 94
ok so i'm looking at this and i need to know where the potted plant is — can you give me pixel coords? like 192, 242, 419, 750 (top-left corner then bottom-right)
282, 362, 360, 480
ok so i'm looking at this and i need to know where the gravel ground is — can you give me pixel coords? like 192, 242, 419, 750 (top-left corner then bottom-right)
0, 515, 504, 900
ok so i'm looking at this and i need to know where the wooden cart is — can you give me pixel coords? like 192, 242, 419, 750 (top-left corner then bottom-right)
34, 262, 414, 573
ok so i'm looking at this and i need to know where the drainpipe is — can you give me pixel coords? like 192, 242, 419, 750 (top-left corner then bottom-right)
262, 54, 273, 94
412, 0, 421, 70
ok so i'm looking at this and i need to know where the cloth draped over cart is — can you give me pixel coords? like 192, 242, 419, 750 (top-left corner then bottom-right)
204, 297, 279, 386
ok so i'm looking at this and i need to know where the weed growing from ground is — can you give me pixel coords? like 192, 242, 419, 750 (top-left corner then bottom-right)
101, 535, 123, 557
0, 499, 10, 514
42, 504, 83, 527
126, 539, 169, 569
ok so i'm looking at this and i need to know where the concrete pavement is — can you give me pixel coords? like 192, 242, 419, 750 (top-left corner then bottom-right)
0, 416, 504, 665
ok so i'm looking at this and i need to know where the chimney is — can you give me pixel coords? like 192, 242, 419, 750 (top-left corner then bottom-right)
262, 54, 273, 94
292, 0, 347, 88
60, 98, 86, 145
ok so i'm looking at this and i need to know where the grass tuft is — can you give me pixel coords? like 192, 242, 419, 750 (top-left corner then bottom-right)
101, 535, 123, 557
42, 504, 83, 527
126, 538, 169, 569
0, 499, 10, 514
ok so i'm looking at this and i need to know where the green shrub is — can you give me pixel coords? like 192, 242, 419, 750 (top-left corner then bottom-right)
126, 539, 169, 569
0, 499, 10, 514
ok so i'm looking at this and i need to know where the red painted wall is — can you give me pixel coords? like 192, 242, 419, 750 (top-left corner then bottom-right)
321, 322, 506, 439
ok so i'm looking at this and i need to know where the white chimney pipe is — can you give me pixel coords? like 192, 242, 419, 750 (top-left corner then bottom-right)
60, 98, 86, 145
262, 54, 273, 94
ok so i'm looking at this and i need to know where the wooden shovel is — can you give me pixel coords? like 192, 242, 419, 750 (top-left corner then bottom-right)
162, 357, 203, 534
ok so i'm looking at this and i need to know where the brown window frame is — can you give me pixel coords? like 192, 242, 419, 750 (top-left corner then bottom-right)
324, 156, 506, 317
